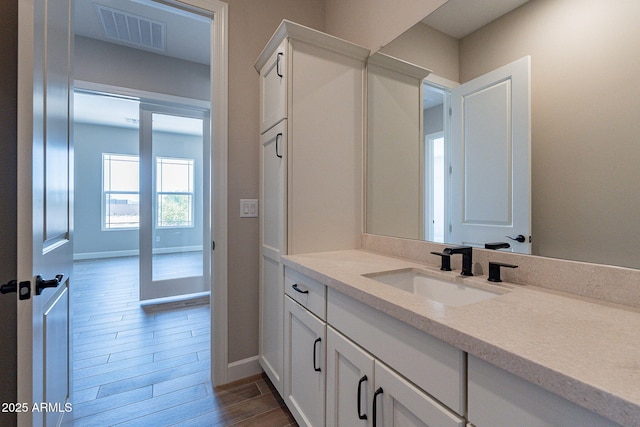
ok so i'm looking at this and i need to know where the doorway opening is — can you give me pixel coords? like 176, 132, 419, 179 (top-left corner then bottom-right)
422, 82, 449, 243
73, 90, 211, 302
69, 0, 216, 423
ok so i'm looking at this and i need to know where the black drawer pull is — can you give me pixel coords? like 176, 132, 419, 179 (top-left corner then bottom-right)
313, 337, 322, 372
292, 283, 309, 294
357, 375, 368, 420
276, 52, 283, 77
275, 133, 283, 158
372, 387, 383, 427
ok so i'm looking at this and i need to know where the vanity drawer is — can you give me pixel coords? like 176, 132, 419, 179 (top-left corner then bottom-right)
285, 267, 326, 320
327, 288, 466, 416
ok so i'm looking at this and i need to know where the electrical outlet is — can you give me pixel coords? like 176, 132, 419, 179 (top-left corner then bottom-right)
240, 199, 258, 218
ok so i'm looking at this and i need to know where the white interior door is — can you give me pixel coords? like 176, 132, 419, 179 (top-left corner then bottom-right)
139, 103, 211, 301
17, 0, 73, 426
450, 56, 531, 253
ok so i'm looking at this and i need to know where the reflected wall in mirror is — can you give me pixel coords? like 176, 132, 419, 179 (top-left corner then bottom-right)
366, 0, 640, 269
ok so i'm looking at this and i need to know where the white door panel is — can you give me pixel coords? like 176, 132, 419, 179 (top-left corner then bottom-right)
17, 0, 73, 425
139, 104, 211, 301
450, 56, 531, 253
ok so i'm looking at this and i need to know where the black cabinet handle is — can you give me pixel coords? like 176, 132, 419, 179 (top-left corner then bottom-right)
276, 52, 283, 77
275, 133, 283, 158
291, 283, 309, 294
372, 387, 383, 427
357, 375, 368, 420
313, 337, 322, 372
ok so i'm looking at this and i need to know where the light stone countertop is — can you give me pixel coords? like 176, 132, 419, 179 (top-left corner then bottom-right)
282, 249, 640, 427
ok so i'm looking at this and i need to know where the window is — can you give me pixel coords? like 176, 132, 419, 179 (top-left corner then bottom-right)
103, 154, 140, 229
102, 154, 195, 229
156, 157, 195, 228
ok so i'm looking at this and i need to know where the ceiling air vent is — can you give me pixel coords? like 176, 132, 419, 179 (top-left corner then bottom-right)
94, 3, 166, 52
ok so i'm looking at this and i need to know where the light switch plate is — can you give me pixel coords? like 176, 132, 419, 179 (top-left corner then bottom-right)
240, 199, 258, 218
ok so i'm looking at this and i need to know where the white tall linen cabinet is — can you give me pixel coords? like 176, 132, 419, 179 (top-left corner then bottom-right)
254, 20, 369, 395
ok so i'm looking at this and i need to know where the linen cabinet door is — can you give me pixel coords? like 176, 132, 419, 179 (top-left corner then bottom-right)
284, 296, 326, 427
259, 121, 287, 393
259, 38, 288, 133
373, 361, 464, 427
326, 326, 374, 427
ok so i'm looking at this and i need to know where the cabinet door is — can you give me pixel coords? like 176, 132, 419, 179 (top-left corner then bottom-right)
259, 121, 287, 393
284, 296, 326, 427
373, 361, 464, 427
259, 38, 287, 133
326, 326, 374, 427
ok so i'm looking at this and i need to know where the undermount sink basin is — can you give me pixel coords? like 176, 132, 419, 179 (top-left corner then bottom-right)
363, 269, 505, 307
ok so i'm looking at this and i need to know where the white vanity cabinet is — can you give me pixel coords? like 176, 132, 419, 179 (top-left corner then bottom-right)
326, 326, 464, 427
283, 267, 327, 426
326, 326, 374, 427
327, 288, 466, 416
284, 295, 326, 427
326, 287, 465, 426
256, 20, 369, 395
258, 121, 287, 393
467, 355, 620, 427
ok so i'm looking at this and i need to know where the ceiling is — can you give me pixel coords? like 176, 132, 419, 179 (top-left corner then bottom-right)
74, 0, 210, 132
74, 0, 211, 65
423, 0, 531, 39
420, 0, 531, 109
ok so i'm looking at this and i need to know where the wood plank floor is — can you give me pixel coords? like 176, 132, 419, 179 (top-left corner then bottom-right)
64, 256, 296, 427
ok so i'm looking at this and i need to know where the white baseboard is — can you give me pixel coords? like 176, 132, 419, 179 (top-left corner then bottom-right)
74, 249, 138, 260
226, 355, 262, 384
74, 246, 203, 260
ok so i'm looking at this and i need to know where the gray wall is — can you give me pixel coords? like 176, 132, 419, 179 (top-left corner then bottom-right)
0, 1, 18, 425
74, 123, 204, 258
75, 36, 210, 102
224, 0, 325, 363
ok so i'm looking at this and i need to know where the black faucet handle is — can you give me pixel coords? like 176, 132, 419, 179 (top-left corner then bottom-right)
430, 252, 452, 271
485, 242, 511, 250
443, 245, 472, 254
488, 262, 518, 282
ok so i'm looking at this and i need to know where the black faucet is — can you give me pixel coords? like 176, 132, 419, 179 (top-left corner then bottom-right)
443, 246, 474, 276
488, 262, 518, 282
430, 251, 452, 271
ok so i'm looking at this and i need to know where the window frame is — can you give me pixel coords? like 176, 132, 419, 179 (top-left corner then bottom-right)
101, 153, 196, 230
102, 153, 141, 231
155, 156, 196, 229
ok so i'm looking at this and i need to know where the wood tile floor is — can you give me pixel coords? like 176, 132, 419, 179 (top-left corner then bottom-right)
65, 256, 296, 427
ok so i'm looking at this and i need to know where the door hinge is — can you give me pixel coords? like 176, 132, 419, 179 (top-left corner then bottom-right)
212, 240, 215, 251
449, 107, 452, 116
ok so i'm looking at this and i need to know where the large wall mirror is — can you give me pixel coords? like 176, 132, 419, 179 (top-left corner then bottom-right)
366, 0, 640, 270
